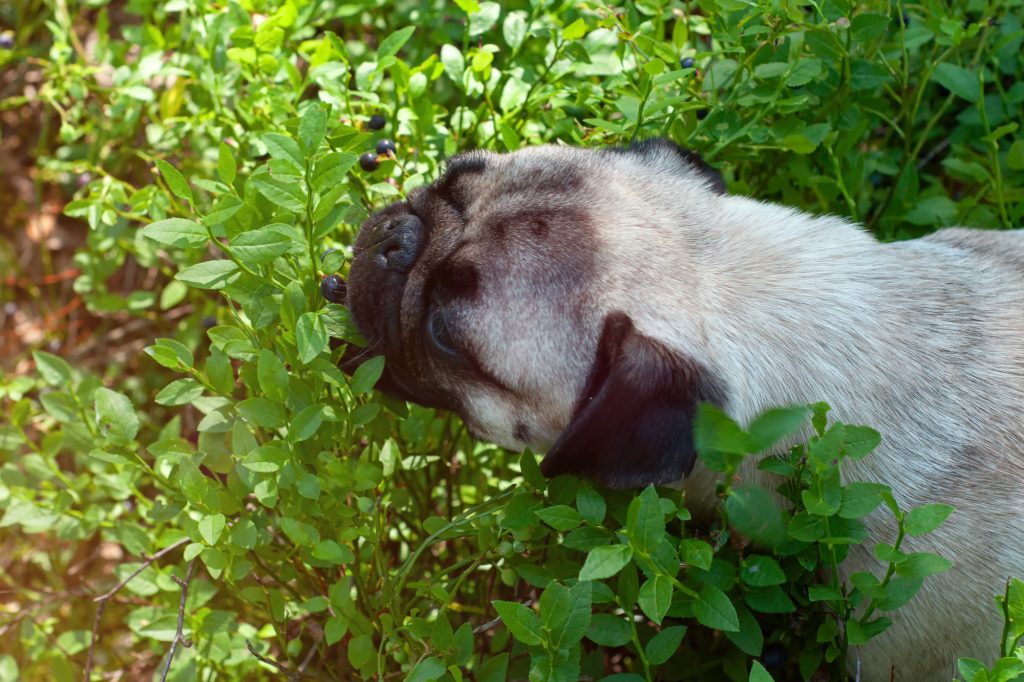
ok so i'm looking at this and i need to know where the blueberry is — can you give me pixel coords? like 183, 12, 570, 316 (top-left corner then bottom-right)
376, 139, 397, 156
696, 108, 709, 120
762, 643, 787, 671
680, 56, 696, 69
899, 12, 911, 27
0, 34, 13, 50
359, 152, 379, 172
320, 274, 347, 304
367, 114, 386, 130
201, 315, 217, 329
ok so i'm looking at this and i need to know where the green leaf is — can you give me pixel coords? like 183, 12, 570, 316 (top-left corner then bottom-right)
540, 580, 591, 648
33, 350, 72, 386
298, 104, 328, 154
296, 312, 328, 365
198, 513, 226, 545
740, 555, 786, 587
535, 505, 582, 531
217, 142, 237, 185
725, 484, 785, 548
932, 63, 980, 102
350, 355, 385, 395
175, 260, 240, 290
378, 26, 415, 58
694, 403, 753, 461
904, 503, 954, 536
586, 614, 632, 646
313, 540, 354, 565
312, 152, 358, 193
231, 227, 292, 265
296, 473, 321, 500
237, 397, 286, 429
839, 481, 888, 519
289, 405, 323, 442
251, 175, 305, 212
440, 44, 465, 85
895, 552, 953, 578
724, 604, 763, 656
578, 544, 633, 581
681, 538, 713, 570
694, 584, 740, 631
842, 425, 881, 459
492, 600, 542, 646
749, 661, 776, 682
637, 575, 672, 624
407, 657, 445, 682
851, 13, 891, 42
142, 218, 208, 249
155, 159, 194, 205
503, 11, 527, 50
1008, 139, 1024, 170
263, 132, 304, 170
576, 485, 606, 524
646, 625, 687, 665
747, 406, 808, 451
627, 486, 665, 555
155, 378, 204, 406
257, 349, 289, 402
562, 18, 588, 41
468, 2, 500, 37
95, 387, 140, 442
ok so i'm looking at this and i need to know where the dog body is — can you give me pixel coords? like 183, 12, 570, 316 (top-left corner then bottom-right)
345, 141, 1024, 680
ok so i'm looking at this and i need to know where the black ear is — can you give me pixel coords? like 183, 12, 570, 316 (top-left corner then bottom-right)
612, 138, 726, 195
539, 312, 725, 489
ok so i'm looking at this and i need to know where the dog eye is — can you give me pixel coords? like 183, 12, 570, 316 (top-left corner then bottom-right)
428, 309, 460, 356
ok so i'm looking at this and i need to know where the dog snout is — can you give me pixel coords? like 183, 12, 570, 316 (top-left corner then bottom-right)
369, 214, 423, 273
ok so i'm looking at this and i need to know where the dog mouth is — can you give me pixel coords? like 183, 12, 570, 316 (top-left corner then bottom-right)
340, 204, 458, 410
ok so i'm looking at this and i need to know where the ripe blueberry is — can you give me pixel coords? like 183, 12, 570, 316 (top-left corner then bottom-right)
376, 139, 397, 156
320, 274, 347, 304
762, 643, 787, 671
696, 108, 709, 120
367, 114, 386, 130
359, 152, 379, 172
0, 34, 13, 50
680, 56, 696, 69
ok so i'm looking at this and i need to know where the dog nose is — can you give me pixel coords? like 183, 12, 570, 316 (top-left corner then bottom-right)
370, 214, 423, 273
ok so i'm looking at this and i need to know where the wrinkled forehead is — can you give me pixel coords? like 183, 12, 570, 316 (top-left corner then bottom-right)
429, 146, 603, 215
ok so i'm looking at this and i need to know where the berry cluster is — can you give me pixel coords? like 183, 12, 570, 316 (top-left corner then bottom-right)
359, 114, 397, 172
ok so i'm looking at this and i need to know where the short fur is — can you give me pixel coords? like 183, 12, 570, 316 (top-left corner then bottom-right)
344, 140, 1024, 680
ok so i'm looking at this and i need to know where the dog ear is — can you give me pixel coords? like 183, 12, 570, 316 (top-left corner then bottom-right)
539, 312, 724, 489
613, 138, 726, 195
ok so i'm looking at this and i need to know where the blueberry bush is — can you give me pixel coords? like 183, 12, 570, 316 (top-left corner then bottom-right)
1, 1, 1022, 680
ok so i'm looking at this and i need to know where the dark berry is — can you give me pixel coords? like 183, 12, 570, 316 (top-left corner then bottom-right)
359, 152, 379, 172
320, 274, 347, 304
376, 139, 397, 156
0, 34, 13, 50
680, 56, 696, 69
367, 114, 386, 130
201, 315, 217, 329
696, 108, 709, 120
762, 643, 787, 671
899, 12, 910, 27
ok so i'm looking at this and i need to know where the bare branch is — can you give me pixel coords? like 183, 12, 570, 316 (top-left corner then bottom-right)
82, 537, 190, 682
245, 640, 313, 680
159, 560, 197, 682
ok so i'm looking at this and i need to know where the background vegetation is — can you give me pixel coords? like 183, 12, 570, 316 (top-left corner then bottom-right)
1, 0, 1022, 680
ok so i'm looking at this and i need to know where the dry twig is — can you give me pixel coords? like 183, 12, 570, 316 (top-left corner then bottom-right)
159, 560, 197, 682
82, 537, 190, 681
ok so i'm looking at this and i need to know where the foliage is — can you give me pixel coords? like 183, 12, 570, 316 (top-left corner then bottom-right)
1, 0, 1023, 680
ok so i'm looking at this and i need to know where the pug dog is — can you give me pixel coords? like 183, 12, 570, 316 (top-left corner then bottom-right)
341, 139, 1024, 680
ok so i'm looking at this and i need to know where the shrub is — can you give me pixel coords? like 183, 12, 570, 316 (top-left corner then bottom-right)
1, 0, 1022, 680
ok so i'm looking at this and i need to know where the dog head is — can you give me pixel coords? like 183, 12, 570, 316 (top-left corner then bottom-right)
344, 139, 727, 488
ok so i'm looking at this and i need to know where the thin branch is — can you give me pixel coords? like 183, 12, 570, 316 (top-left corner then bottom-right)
82, 537, 190, 682
159, 560, 198, 682
245, 640, 313, 680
